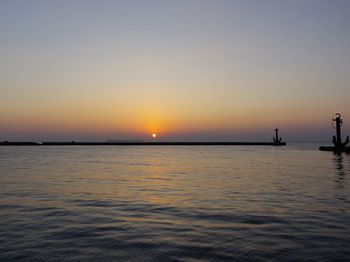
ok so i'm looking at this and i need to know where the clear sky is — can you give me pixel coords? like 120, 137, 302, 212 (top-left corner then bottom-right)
1, 0, 350, 141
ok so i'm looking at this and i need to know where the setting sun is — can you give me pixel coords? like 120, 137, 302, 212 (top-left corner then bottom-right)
152, 133, 157, 138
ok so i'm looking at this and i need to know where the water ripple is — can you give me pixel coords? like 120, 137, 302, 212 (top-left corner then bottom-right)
0, 145, 349, 261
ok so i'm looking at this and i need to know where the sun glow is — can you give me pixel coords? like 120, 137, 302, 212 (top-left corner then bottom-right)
152, 133, 157, 138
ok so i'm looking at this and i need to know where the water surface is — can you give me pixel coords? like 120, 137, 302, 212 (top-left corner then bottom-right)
0, 143, 349, 261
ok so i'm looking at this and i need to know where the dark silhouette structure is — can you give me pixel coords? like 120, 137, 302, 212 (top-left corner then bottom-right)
320, 113, 350, 153
0, 141, 285, 146
332, 113, 349, 147
273, 128, 282, 144
0, 129, 286, 146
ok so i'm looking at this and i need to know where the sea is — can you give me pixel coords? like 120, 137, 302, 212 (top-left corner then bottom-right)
0, 143, 349, 261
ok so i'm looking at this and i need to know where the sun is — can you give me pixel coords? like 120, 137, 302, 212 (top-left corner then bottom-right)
152, 133, 157, 138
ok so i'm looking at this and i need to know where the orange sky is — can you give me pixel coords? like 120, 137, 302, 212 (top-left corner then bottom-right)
1, 1, 350, 141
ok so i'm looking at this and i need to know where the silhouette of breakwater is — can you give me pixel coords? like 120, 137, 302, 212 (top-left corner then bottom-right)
0, 129, 286, 146
0, 141, 286, 146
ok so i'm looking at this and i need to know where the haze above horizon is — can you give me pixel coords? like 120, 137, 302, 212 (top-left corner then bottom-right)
1, 0, 350, 141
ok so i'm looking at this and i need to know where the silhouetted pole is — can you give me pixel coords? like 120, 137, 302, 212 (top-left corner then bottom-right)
273, 128, 282, 144
332, 113, 349, 148
275, 129, 279, 142
335, 114, 342, 147
333, 113, 342, 147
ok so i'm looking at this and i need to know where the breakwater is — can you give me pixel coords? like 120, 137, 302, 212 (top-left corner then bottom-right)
0, 141, 286, 146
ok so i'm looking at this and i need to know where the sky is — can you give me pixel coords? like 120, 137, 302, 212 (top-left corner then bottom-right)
1, 0, 350, 141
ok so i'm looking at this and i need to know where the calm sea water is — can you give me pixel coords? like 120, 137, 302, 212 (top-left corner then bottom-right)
0, 143, 349, 261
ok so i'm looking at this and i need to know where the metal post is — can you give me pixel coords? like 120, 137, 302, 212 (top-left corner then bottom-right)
273, 128, 281, 144
334, 114, 342, 147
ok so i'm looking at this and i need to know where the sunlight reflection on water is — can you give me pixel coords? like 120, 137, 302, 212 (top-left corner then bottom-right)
0, 144, 349, 261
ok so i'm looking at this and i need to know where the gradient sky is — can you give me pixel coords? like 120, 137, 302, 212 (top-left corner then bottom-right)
1, 0, 350, 141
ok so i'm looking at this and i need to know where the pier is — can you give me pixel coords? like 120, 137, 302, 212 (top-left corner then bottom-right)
0, 130, 286, 146
0, 141, 286, 146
